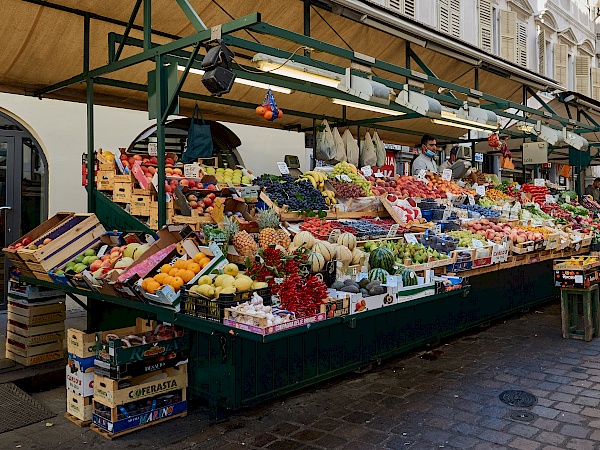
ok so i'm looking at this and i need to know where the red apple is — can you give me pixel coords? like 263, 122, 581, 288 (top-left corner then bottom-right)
165, 157, 175, 166
189, 201, 198, 209
203, 198, 212, 207
208, 193, 216, 200
149, 156, 158, 165
180, 179, 189, 186
22, 237, 32, 246
387, 194, 397, 203
120, 154, 128, 161
206, 184, 217, 191
148, 166, 156, 175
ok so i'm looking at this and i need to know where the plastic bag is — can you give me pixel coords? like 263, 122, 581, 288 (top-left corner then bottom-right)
183, 103, 213, 163
316, 119, 336, 161
342, 129, 359, 166
259, 88, 282, 121
359, 132, 377, 167
372, 131, 385, 167
331, 127, 346, 163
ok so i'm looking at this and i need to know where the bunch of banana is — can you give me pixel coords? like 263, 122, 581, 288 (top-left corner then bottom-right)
301, 171, 326, 192
321, 189, 338, 206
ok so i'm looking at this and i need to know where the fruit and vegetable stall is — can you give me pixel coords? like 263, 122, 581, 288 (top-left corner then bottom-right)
6, 153, 598, 428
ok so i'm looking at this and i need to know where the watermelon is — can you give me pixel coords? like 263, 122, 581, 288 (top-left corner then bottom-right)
401, 269, 418, 287
369, 246, 395, 272
368, 268, 389, 283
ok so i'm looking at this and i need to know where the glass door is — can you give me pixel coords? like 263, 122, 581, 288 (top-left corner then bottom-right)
0, 137, 19, 306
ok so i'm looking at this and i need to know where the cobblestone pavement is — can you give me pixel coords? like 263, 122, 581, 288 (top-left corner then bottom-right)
5, 300, 600, 449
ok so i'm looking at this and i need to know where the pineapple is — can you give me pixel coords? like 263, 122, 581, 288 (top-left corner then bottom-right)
233, 231, 258, 257
257, 207, 281, 249
221, 216, 240, 243
276, 229, 291, 248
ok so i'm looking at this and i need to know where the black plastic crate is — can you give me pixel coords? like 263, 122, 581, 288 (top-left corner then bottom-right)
181, 286, 272, 322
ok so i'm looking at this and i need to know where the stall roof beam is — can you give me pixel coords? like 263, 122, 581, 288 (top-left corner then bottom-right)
175, 0, 207, 32
113, 0, 143, 62
407, 47, 457, 100
526, 87, 558, 116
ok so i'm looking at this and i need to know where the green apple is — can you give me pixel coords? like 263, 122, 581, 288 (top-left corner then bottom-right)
84, 249, 96, 257
65, 262, 76, 270
73, 263, 87, 273
54, 270, 65, 276
74, 255, 85, 264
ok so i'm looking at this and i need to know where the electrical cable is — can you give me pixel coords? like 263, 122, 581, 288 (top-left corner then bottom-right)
231, 46, 313, 75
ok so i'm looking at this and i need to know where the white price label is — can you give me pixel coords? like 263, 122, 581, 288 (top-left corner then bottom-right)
277, 162, 289, 175
475, 185, 486, 197
575, 274, 584, 284
443, 208, 452, 220
545, 194, 555, 204
404, 233, 418, 244
148, 142, 158, 157
336, 175, 352, 182
417, 169, 427, 181
361, 165, 372, 177
96, 245, 109, 258
534, 178, 545, 187
328, 229, 341, 244
565, 195, 571, 203
468, 195, 475, 206
374, 172, 384, 178
471, 238, 484, 248
434, 224, 442, 234
184, 163, 200, 179
387, 224, 400, 239
442, 169, 452, 181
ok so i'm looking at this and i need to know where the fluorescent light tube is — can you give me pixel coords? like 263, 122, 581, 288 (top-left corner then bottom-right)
331, 98, 405, 116
431, 119, 493, 133
178, 65, 292, 94
252, 53, 342, 88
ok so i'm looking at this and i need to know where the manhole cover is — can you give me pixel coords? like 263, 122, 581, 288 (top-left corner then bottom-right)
0, 382, 55, 433
509, 411, 536, 422
499, 390, 537, 407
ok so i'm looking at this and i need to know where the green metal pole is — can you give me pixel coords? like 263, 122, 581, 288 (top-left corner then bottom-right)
143, 0, 152, 51
87, 79, 95, 213
155, 55, 166, 227
303, 0, 310, 58
311, 118, 316, 170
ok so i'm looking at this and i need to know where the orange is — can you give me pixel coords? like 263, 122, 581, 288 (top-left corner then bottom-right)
198, 257, 211, 268
187, 262, 201, 274
154, 273, 168, 284
169, 268, 181, 277
146, 280, 161, 294
174, 259, 187, 269
193, 252, 206, 263
263, 110, 273, 120
141, 278, 153, 291
169, 276, 184, 291
255, 106, 265, 116
180, 269, 195, 283
163, 276, 175, 287
160, 264, 173, 274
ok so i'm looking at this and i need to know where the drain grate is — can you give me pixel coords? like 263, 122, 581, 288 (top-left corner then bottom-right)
499, 390, 537, 408
509, 411, 536, 422
0, 382, 55, 434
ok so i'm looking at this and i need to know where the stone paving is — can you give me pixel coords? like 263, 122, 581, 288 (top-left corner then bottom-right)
5, 300, 600, 449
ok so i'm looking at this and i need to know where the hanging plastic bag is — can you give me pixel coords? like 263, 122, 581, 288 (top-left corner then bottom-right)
256, 88, 282, 121
373, 131, 385, 167
182, 103, 213, 163
331, 127, 346, 163
359, 132, 377, 167
316, 119, 336, 161
342, 129, 359, 166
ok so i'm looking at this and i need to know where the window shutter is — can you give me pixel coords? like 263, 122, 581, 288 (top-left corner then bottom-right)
478, 0, 493, 52
404, 0, 415, 18
500, 10, 517, 63
554, 44, 568, 87
450, 0, 461, 39
439, 0, 461, 38
592, 68, 600, 101
575, 56, 590, 96
538, 28, 546, 76
386, 0, 402, 13
516, 22, 527, 68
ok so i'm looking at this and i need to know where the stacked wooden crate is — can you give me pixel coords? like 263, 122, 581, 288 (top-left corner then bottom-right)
5, 295, 66, 366
65, 329, 97, 426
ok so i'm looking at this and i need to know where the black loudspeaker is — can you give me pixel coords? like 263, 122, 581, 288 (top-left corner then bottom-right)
202, 66, 236, 96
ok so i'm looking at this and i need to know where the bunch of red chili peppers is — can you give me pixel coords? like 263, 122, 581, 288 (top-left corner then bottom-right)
246, 247, 307, 296
277, 273, 328, 318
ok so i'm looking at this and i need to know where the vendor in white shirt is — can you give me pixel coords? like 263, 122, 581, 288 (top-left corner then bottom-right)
438, 146, 458, 174
411, 135, 439, 176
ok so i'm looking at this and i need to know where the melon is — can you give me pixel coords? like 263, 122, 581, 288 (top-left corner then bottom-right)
313, 241, 334, 262
351, 248, 365, 265
338, 232, 357, 251
307, 252, 326, 272
293, 231, 315, 249
369, 246, 395, 272
368, 268, 389, 283
335, 244, 353, 265
401, 268, 418, 287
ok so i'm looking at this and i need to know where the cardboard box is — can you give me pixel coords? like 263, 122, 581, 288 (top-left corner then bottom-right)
8, 298, 66, 327
93, 355, 188, 380
113, 183, 132, 203
67, 390, 93, 421
66, 364, 95, 397
97, 170, 115, 191
67, 328, 97, 359
130, 195, 152, 216
68, 352, 96, 372
319, 296, 350, 318
223, 313, 327, 336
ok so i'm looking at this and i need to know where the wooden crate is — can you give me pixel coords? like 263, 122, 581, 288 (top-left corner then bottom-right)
93, 365, 188, 408
32, 271, 53, 282
113, 183, 132, 203
6, 339, 64, 359
97, 171, 115, 191
66, 390, 93, 423
149, 202, 175, 230
7, 319, 64, 337
5, 348, 64, 366
67, 328, 97, 359
7, 330, 64, 347
8, 298, 66, 325
18, 214, 106, 273
130, 195, 152, 216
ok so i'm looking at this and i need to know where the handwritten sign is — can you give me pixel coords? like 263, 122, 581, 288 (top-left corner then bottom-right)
468, 195, 475, 206
386, 224, 400, 239
416, 169, 428, 183
277, 162, 289, 175
545, 194, 555, 204
336, 174, 352, 182
184, 163, 200, 179
443, 208, 452, 221
471, 238, 484, 248
148, 142, 158, 156
475, 185, 486, 197
442, 169, 452, 181
361, 165, 372, 177
374, 172, 384, 178
404, 233, 418, 244
565, 195, 571, 203
534, 178, 545, 187
434, 224, 442, 234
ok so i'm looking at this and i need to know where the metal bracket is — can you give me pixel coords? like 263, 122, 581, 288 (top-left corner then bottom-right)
211, 25, 222, 41
344, 317, 357, 329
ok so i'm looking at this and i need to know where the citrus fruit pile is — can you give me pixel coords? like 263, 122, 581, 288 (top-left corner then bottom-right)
141, 251, 212, 294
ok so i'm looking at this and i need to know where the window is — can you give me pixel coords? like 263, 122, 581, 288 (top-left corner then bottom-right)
575, 56, 591, 96
538, 28, 545, 75
554, 43, 568, 87
439, 0, 461, 39
478, 0, 493, 53
516, 21, 527, 68
385, 0, 415, 18
500, 10, 516, 63
546, 41, 553, 79
591, 67, 600, 101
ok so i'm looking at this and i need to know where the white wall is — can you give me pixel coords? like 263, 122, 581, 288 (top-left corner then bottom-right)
0, 93, 306, 218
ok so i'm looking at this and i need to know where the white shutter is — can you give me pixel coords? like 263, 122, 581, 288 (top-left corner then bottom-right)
575, 56, 591, 96
478, 0, 493, 52
538, 28, 546, 76
404, 0, 415, 18
516, 22, 527, 68
386, 0, 402, 13
500, 10, 517, 63
591, 67, 600, 101
554, 43, 568, 87
450, 0, 461, 39
439, 0, 461, 38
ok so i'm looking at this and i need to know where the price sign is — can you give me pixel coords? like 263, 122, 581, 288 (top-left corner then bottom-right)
443, 208, 452, 220
361, 165, 372, 177
184, 163, 200, 179
404, 233, 418, 244
442, 169, 452, 181
475, 185, 486, 197
416, 169, 428, 183
328, 229, 341, 244
374, 172, 384, 178
387, 224, 400, 239
471, 238, 484, 248
96, 245, 109, 258
534, 178, 545, 187
277, 162, 289, 175
148, 142, 158, 156
545, 194, 556, 204
434, 224, 442, 234
565, 195, 571, 203
336, 175, 352, 182
468, 195, 475, 206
